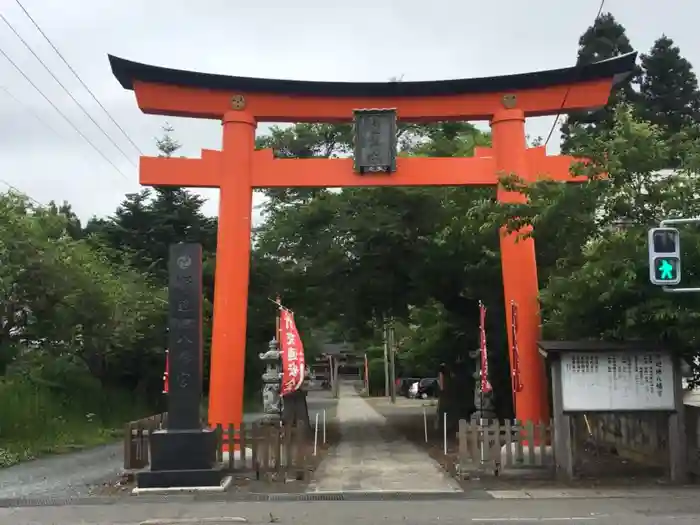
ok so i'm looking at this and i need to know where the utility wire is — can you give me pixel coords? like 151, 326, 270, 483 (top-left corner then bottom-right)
13, 0, 145, 156
0, 84, 63, 138
0, 89, 44, 204
0, 83, 111, 186
0, 175, 43, 206
544, 0, 607, 147
0, 180, 42, 206
0, 84, 94, 207
0, 13, 137, 167
0, 44, 130, 180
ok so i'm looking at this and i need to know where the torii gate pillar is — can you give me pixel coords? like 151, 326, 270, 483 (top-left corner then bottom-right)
208, 110, 256, 428
492, 108, 547, 422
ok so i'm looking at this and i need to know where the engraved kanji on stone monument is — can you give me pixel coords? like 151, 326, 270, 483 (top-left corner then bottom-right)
167, 243, 203, 430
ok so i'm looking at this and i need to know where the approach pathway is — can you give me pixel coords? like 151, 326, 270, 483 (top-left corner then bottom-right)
307, 382, 462, 493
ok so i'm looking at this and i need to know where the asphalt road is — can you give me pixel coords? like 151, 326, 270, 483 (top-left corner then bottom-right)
3, 494, 700, 525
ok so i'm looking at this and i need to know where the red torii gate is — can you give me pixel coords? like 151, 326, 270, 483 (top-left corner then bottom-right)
110, 52, 636, 430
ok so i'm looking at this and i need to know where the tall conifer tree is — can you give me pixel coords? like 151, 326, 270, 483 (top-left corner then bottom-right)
639, 35, 700, 138
560, 13, 640, 153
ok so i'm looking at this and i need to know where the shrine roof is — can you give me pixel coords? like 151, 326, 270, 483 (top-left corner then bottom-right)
108, 52, 637, 97
538, 340, 666, 357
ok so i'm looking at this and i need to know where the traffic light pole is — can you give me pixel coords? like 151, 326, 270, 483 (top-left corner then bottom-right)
659, 217, 700, 294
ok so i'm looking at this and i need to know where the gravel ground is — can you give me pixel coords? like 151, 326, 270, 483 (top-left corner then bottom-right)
94, 389, 340, 495
0, 442, 124, 499
0, 411, 277, 500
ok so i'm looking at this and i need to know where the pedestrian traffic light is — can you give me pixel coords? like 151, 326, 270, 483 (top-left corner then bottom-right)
648, 228, 681, 285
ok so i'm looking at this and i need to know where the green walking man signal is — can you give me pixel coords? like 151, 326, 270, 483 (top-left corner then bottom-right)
654, 257, 679, 281
648, 228, 681, 286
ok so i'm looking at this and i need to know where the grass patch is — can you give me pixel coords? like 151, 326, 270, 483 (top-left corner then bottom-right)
0, 377, 149, 468
0, 380, 264, 468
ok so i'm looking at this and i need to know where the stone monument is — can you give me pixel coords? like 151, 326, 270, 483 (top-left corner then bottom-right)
136, 243, 224, 490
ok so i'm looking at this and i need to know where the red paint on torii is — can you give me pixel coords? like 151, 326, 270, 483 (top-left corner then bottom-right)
140, 146, 585, 188
110, 52, 636, 432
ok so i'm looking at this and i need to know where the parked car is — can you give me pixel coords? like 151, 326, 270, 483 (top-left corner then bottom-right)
397, 377, 421, 397
416, 377, 439, 399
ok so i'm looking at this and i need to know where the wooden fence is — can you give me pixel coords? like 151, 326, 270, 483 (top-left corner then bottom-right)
686, 406, 700, 476
456, 419, 554, 478
213, 422, 312, 480
573, 412, 668, 467
123, 415, 312, 480
124, 413, 168, 470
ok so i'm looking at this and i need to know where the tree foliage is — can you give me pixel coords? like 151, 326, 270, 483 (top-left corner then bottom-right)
0, 191, 167, 465
560, 12, 641, 152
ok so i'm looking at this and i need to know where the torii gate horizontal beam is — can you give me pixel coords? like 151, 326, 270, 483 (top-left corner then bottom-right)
139, 147, 588, 189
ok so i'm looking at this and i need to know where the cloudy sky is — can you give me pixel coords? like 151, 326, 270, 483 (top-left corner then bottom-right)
0, 0, 696, 222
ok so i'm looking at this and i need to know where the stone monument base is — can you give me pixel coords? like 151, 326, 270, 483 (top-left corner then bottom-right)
136, 466, 226, 489
136, 428, 223, 489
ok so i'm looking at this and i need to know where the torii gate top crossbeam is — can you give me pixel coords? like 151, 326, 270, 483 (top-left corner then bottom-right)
108, 53, 637, 122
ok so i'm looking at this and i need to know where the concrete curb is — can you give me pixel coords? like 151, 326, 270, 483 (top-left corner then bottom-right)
486, 488, 700, 500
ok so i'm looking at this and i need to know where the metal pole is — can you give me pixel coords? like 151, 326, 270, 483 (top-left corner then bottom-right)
313, 412, 319, 456
443, 411, 447, 455
662, 287, 700, 293
383, 316, 390, 398
389, 317, 397, 404
660, 218, 700, 227
423, 406, 428, 443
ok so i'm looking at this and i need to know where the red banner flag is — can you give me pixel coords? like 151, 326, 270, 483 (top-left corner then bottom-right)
479, 301, 493, 393
510, 301, 523, 393
280, 308, 306, 396
163, 349, 169, 394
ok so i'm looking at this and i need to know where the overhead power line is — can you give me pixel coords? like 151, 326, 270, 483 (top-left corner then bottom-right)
0, 44, 130, 180
13, 0, 145, 156
0, 13, 137, 168
544, 0, 607, 148
0, 84, 131, 207
0, 83, 63, 137
0, 89, 44, 204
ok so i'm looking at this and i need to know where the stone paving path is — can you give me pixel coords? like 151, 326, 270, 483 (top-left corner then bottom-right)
307, 382, 462, 493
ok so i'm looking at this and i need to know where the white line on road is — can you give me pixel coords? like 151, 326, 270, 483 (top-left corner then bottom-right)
140, 519, 248, 525
471, 517, 602, 522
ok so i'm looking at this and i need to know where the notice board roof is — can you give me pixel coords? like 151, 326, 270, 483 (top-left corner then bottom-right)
538, 340, 667, 358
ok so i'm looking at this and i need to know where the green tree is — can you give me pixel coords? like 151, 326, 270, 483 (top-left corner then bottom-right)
83, 125, 222, 394
0, 191, 167, 466
493, 104, 700, 381
639, 35, 700, 166
85, 125, 218, 284
560, 12, 640, 152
